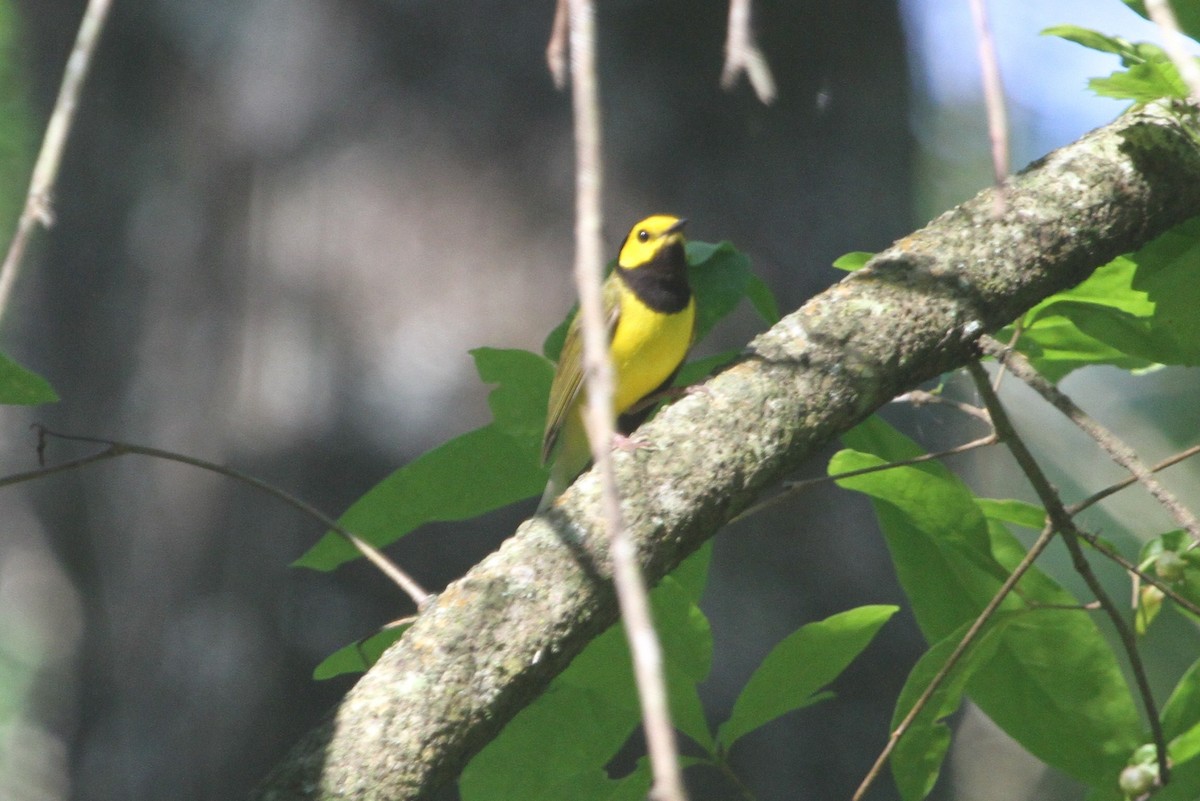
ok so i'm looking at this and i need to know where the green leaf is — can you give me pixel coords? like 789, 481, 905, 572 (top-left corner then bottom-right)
0, 352, 58, 405
839, 417, 1142, 786
0, 2, 33, 257
744, 272, 781, 324
891, 616, 1011, 801
834, 421, 1012, 640
716, 605, 897, 749
311, 624, 411, 680
976, 498, 1046, 531
296, 348, 552, 570
832, 251, 873, 272
473, 347, 555, 440
1163, 656, 1200, 742
1121, 1, 1200, 44
295, 423, 544, 570
461, 548, 713, 800
687, 240, 757, 343
1044, 23, 1193, 102
1042, 26, 1137, 58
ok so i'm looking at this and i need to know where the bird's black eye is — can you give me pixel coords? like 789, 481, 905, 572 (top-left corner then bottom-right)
637, 229, 649, 242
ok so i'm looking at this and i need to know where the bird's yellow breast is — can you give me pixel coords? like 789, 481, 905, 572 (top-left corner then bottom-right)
609, 280, 696, 413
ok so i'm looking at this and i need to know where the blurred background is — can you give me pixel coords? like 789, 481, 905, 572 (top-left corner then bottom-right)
1, 1, 1196, 800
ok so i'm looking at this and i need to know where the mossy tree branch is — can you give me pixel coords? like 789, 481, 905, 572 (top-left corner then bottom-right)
250, 102, 1200, 801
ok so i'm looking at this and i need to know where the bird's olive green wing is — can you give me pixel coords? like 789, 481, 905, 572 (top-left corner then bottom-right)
541, 276, 623, 465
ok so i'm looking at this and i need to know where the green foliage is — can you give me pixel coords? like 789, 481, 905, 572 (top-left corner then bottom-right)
832, 251, 874, 272
0, 0, 31, 255
890, 616, 1011, 801
835, 418, 1144, 793
1001, 217, 1200, 381
312, 624, 412, 680
1121, 1, 1200, 44
716, 605, 898, 749
0, 351, 57, 405
298, 240, 773, 571
1043, 24, 1193, 103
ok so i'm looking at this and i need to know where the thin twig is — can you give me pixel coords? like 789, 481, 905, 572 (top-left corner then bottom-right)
0, 0, 114, 321
991, 317, 1024, 393
720, 0, 777, 104
968, 362, 1169, 786
893, 389, 993, 424
26, 427, 432, 608
545, 0, 569, 89
1068, 443, 1200, 517
564, 2, 686, 800
852, 520, 1060, 801
732, 435, 998, 524
1144, 0, 1200, 105
1068, 443, 1200, 619
981, 335, 1200, 546
968, 0, 1010, 213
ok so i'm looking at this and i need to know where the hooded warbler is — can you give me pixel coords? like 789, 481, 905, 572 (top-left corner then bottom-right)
539, 214, 694, 510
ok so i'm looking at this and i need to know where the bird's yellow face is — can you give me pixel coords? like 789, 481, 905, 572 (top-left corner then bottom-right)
617, 215, 687, 270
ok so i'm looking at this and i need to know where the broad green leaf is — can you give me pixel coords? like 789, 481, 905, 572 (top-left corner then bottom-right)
840, 417, 1142, 785
0, 352, 57, 405
1044, 23, 1192, 102
891, 616, 1011, 801
1009, 255, 1158, 380
461, 548, 713, 800
976, 498, 1046, 531
473, 347, 555, 440
835, 421, 1013, 640
1163, 656, 1200, 742
973, 522, 1141, 784
1091, 62, 1188, 103
295, 423, 544, 570
1042, 26, 1136, 58
1154, 758, 1200, 801
745, 272, 781, 324
297, 347, 551, 569
1002, 315, 1152, 382
832, 251, 873, 272
716, 605, 897, 749
312, 624, 411, 680
0, 1, 32, 256
1170, 721, 1200, 766
1128, 217, 1200, 364
687, 240, 757, 342
669, 540, 713, 603
669, 667, 716, 754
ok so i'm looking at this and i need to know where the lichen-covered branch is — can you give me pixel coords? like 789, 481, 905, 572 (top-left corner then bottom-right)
250, 102, 1200, 801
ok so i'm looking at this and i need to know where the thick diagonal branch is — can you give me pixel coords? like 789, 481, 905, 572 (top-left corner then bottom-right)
250, 103, 1200, 801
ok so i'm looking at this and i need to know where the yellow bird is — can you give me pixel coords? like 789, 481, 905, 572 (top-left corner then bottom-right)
539, 215, 695, 510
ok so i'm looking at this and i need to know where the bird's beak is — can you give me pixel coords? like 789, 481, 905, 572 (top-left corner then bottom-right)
666, 217, 688, 235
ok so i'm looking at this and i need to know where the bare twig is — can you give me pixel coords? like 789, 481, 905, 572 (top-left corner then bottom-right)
852, 520, 1059, 801
1068, 443, 1200, 517
720, 0, 777, 104
545, 0, 569, 89
732, 435, 998, 524
1144, 0, 1200, 105
981, 335, 1200, 545
0, 0, 114, 321
968, 0, 1010, 213
564, 1, 686, 799
25, 427, 433, 608
893, 389, 993, 424
967, 362, 1169, 786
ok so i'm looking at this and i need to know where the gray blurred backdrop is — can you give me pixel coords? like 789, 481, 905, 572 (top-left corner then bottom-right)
3, 2, 1191, 801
